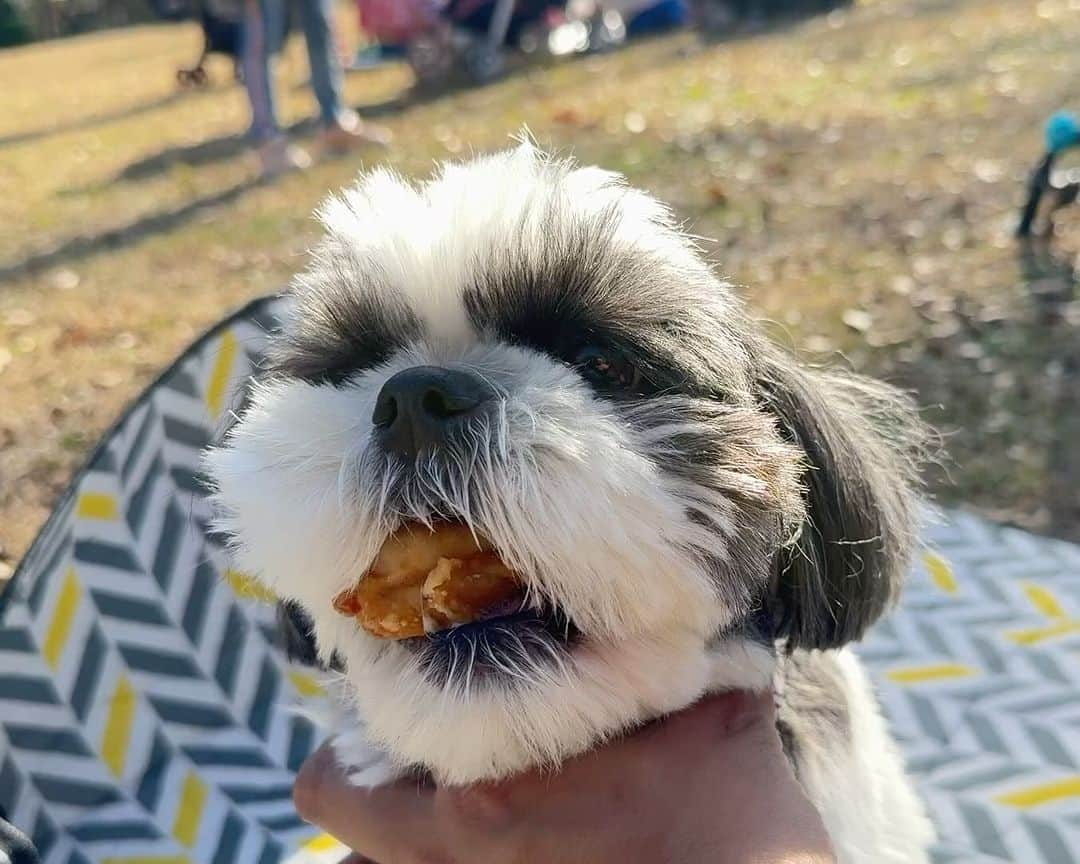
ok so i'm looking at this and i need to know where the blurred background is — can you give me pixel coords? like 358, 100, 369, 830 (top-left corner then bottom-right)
1, 0, 1078, 580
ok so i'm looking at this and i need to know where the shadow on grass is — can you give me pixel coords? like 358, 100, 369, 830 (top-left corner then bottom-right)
1018, 241, 1080, 539
0, 90, 194, 150
111, 132, 256, 183
90, 89, 410, 189
887, 240, 1080, 542
0, 178, 261, 284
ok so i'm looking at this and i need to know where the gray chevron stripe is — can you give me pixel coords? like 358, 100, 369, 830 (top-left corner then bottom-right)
124, 456, 162, 537
183, 746, 273, 768
73, 540, 140, 573
85, 449, 116, 474
286, 718, 316, 773
29, 778, 120, 809
4, 727, 92, 757
161, 368, 200, 399
247, 657, 279, 740
0, 676, 59, 705
214, 604, 248, 697
118, 645, 202, 678
170, 465, 207, 496
0, 629, 34, 652
67, 625, 106, 722
149, 501, 184, 591
161, 416, 211, 451
221, 784, 295, 806
958, 800, 1011, 859
119, 405, 157, 485
147, 696, 233, 729
30, 812, 57, 861
67, 821, 161, 843
25, 536, 68, 615
0, 756, 21, 815
212, 812, 244, 864
181, 560, 218, 644
134, 731, 172, 812
1023, 816, 1074, 864
90, 590, 171, 625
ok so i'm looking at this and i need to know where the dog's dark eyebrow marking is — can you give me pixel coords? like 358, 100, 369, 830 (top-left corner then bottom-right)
462, 213, 706, 396
269, 281, 422, 385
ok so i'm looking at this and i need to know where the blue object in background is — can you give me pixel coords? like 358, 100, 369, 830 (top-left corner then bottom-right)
1046, 110, 1080, 153
627, 0, 688, 37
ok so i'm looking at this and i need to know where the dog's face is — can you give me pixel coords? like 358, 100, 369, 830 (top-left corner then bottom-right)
205, 145, 922, 783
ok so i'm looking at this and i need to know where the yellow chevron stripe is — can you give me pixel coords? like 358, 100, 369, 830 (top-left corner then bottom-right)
922, 551, 957, 594
102, 858, 191, 864
995, 776, 1080, 809
102, 676, 137, 777
1005, 620, 1080, 646
288, 670, 326, 698
886, 663, 976, 684
205, 329, 237, 418
304, 834, 345, 852
1023, 583, 1068, 620
76, 492, 118, 520
42, 568, 80, 670
224, 568, 276, 603
172, 772, 207, 848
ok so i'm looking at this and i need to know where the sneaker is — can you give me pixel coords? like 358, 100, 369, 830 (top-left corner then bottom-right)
258, 137, 313, 177
320, 110, 393, 155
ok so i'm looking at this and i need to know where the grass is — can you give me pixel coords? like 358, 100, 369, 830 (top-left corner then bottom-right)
2, 0, 1080, 572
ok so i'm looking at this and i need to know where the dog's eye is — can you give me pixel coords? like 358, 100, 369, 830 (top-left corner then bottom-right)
574, 345, 642, 392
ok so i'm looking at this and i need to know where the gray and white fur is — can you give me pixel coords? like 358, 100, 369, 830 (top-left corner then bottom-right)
204, 142, 934, 862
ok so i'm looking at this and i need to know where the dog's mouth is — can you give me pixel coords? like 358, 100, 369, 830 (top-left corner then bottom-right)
333, 521, 576, 653
333, 522, 577, 686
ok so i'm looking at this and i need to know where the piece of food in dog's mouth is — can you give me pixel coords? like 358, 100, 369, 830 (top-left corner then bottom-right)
332, 523, 525, 639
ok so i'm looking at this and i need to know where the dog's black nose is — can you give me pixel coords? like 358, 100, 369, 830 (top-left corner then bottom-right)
373, 366, 494, 457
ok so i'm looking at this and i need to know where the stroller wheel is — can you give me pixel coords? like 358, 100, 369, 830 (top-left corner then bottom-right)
408, 31, 455, 86
465, 43, 504, 83
589, 11, 626, 52
691, 0, 738, 33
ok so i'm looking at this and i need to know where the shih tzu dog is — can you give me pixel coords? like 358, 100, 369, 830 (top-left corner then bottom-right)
204, 142, 934, 862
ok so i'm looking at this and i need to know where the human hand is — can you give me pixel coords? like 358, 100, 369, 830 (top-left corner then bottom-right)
294, 690, 835, 864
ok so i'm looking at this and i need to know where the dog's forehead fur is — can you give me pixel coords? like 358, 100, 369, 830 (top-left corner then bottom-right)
275, 144, 753, 395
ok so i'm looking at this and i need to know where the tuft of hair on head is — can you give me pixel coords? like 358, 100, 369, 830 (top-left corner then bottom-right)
754, 344, 932, 651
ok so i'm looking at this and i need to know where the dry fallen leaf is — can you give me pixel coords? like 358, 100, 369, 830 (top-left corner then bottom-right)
706, 181, 728, 206
552, 106, 584, 125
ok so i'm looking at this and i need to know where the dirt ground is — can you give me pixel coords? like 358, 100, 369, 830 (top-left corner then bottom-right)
2, 0, 1079, 578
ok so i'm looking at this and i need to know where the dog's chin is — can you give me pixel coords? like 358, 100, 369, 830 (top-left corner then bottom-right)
402, 604, 580, 689
331, 620, 726, 785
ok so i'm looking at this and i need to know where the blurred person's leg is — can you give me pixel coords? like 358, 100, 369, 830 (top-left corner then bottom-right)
299, 0, 392, 151
242, 0, 282, 141
243, 0, 312, 175
297, 0, 345, 127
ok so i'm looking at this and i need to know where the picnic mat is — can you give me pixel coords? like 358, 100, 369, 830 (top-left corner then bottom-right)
1, 296, 1079, 864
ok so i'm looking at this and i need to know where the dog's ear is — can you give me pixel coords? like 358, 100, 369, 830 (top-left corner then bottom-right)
756, 350, 926, 650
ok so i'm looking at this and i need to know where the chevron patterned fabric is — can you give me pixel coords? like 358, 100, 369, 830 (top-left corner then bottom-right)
1, 296, 1078, 863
